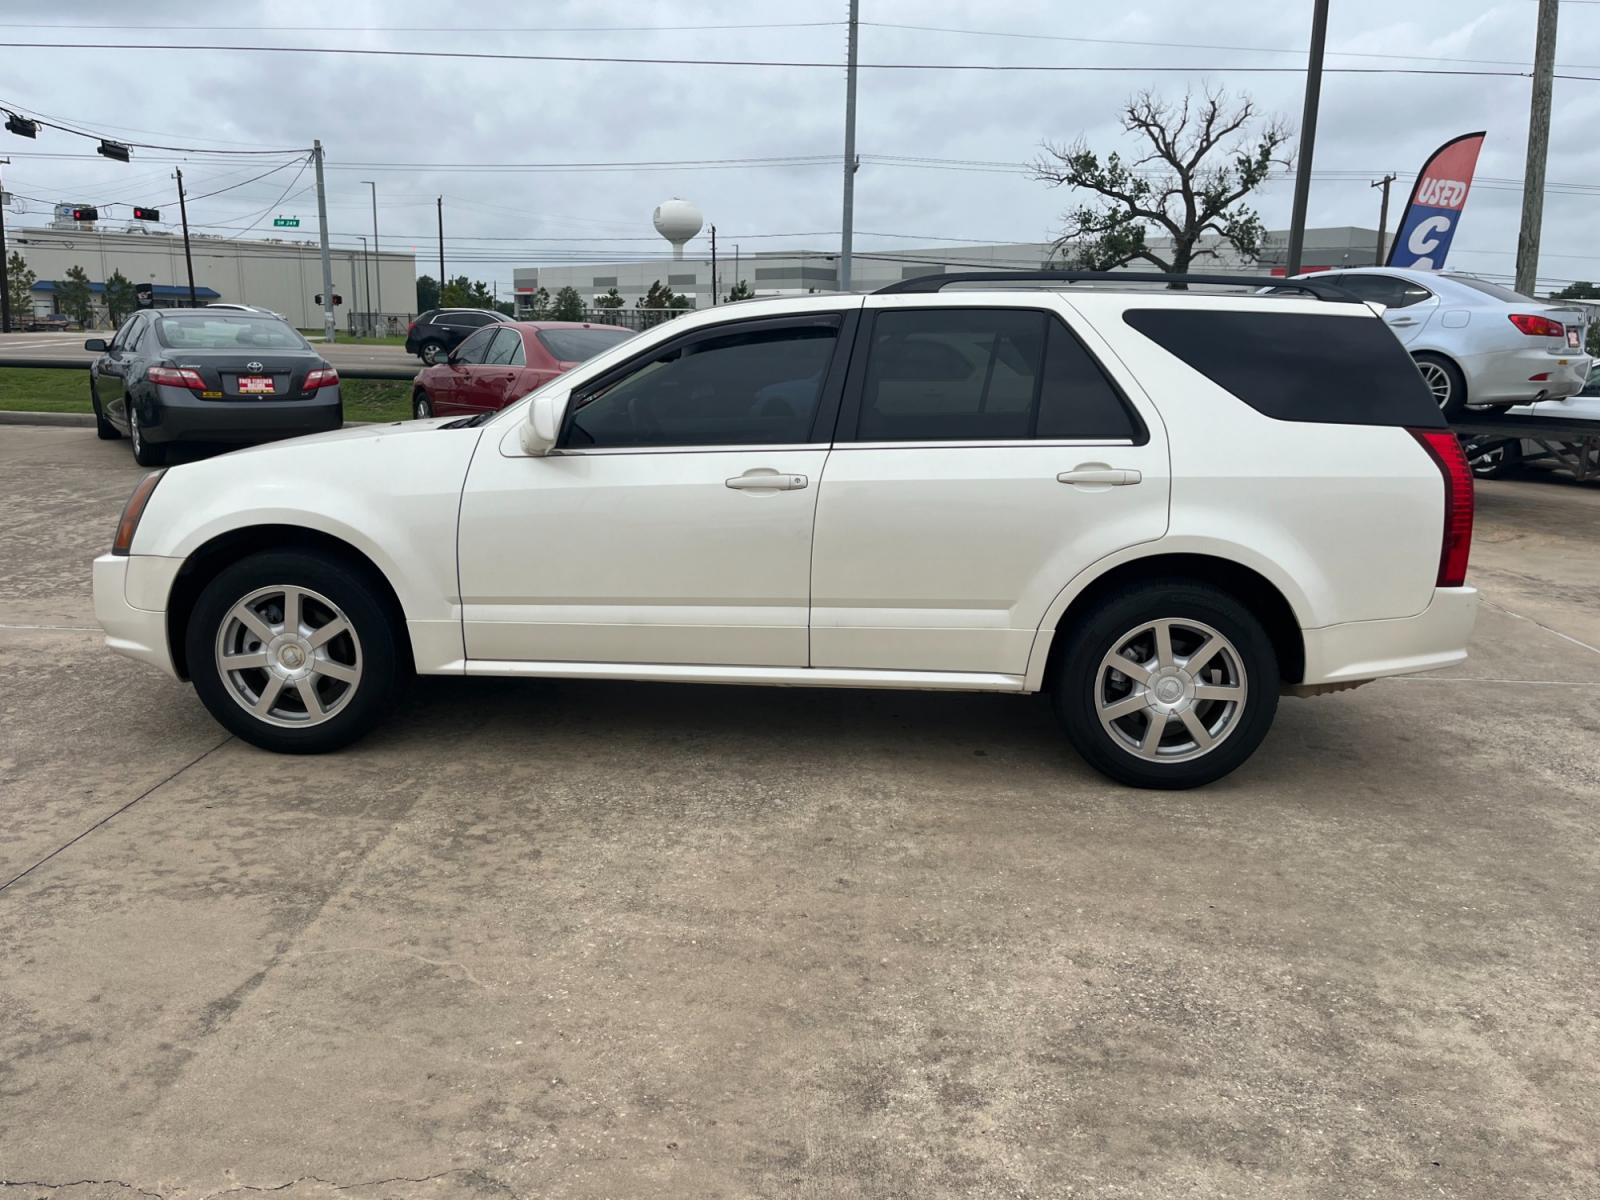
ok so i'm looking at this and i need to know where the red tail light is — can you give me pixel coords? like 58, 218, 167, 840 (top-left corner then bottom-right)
406, 321, 417, 333
1508, 313, 1564, 337
304, 367, 339, 390
1409, 429, 1474, 588
147, 366, 206, 390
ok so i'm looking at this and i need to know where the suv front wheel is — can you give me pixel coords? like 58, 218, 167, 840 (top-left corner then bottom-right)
1054, 582, 1279, 789
186, 550, 404, 753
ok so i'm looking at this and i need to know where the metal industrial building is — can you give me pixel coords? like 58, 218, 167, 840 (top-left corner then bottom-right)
7, 218, 417, 331
512, 226, 1387, 314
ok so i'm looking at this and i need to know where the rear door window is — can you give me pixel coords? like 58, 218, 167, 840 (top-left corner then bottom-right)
1122, 308, 1444, 428
484, 328, 522, 365
845, 308, 1142, 442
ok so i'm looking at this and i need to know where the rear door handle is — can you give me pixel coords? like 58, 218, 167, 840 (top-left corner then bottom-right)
1389, 317, 1418, 327
1057, 467, 1141, 487
726, 471, 808, 491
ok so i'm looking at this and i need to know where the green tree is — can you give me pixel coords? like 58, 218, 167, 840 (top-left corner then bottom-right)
1031, 88, 1290, 276
593, 286, 625, 310
494, 300, 514, 317
439, 274, 474, 307
104, 269, 137, 325
56, 264, 95, 328
1550, 281, 1600, 356
416, 274, 440, 311
550, 285, 586, 321
522, 287, 553, 319
6, 251, 36, 322
636, 281, 691, 325
724, 279, 755, 302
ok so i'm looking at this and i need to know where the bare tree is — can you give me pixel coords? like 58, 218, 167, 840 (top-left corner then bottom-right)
1032, 88, 1291, 275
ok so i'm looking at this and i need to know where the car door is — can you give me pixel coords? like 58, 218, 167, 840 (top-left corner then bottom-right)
809, 296, 1170, 677
94, 313, 144, 427
433, 325, 497, 415
472, 326, 529, 414
1335, 273, 1438, 344
457, 309, 858, 667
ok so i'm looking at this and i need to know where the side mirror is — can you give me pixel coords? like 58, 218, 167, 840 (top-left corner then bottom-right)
84, 338, 109, 352
520, 389, 569, 456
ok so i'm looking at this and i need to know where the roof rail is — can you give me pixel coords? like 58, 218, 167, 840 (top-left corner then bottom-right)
874, 269, 1361, 302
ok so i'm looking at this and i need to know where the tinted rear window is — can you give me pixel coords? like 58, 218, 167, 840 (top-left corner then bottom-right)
538, 327, 634, 362
1122, 309, 1445, 428
1443, 276, 1541, 305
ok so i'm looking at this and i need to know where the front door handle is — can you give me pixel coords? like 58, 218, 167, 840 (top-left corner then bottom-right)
1388, 317, 1417, 327
1057, 466, 1141, 487
726, 471, 808, 491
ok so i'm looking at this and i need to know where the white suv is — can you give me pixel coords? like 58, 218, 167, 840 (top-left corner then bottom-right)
94, 273, 1478, 789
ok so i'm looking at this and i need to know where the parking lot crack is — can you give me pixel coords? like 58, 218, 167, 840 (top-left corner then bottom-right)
287, 946, 489, 989
0, 1180, 163, 1200
196, 1168, 479, 1198
0, 735, 232, 897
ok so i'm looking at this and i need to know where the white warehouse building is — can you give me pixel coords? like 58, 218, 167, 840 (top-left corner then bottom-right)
7, 219, 417, 331
511, 226, 1386, 315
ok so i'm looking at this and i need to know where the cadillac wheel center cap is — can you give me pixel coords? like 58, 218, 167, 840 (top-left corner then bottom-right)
1156, 678, 1184, 703
280, 645, 305, 669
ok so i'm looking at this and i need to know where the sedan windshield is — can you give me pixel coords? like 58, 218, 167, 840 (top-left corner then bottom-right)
537, 327, 634, 363
155, 315, 310, 351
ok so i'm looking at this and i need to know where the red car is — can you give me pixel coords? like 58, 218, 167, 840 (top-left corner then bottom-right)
410, 321, 634, 420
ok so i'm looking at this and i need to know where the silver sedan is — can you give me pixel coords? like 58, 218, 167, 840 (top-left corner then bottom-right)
1293, 268, 1591, 419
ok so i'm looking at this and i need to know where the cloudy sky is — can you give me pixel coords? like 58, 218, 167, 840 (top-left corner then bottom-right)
3, 0, 1599, 296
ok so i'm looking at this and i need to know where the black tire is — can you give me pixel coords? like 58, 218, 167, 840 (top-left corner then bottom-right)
186, 550, 404, 754
1467, 438, 1521, 479
413, 390, 434, 419
1414, 351, 1468, 420
1053, 581, 1280, 789
419, 339, 446, 365
129, 403, 167, 466
90, 382, 120, 440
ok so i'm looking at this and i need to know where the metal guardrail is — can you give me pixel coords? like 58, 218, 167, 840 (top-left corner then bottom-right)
0, 356, 418, 381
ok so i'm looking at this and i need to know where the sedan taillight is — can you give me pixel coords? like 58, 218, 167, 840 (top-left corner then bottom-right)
147, 366, 206, 390
304, 367, 339, 390
1508, 313, 1564, 337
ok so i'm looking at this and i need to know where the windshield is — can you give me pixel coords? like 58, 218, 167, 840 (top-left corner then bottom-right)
537, 327, 634, 363
155, 315, 309, 351
1443, 276, 1545, 306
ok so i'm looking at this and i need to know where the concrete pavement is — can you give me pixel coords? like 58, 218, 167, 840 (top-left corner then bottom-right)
1, 425, 1597, 1198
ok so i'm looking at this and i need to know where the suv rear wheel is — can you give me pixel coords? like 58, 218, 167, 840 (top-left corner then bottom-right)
1054, 582, 1279, 789
419, 339, 447, 365
186, 550, 403, 753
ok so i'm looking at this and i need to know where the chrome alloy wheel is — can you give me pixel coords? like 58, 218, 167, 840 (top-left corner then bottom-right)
1095, 618, 1248, 762
214, 584, 363, 728
1417, 359, 1453, 409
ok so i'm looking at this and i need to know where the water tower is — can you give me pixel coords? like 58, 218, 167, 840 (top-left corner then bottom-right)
652, 198, 703, 260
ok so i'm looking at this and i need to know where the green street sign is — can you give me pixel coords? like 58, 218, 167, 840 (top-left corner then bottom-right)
272, 216, 300, 228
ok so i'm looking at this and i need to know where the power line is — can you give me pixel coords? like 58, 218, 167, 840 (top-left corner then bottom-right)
0, 41, 1568, 78
0, 21, 847, 34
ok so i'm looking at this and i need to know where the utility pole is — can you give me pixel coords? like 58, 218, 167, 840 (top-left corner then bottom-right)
363, 179, 381, 328
1371, 173, 1396, 265
1285, 0, 1329, 276
0, 157, 11, 333
175, 168, 198, 308
839, 0, 860, 291
710, 223, 718, 305
436, 195, 445, 289
313, 141, 335, 342
1517, 0, 1559, 296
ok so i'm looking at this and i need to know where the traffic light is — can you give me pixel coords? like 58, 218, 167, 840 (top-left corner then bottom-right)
314, 294, 344, 306
131, 206, 160, 221
96, 139, 130, 162
4, 114, 37, 139
69, 206, 98, 222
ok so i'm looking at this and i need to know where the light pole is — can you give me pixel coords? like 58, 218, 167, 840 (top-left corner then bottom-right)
357, 233, 372, 335
362, 180, 380, 332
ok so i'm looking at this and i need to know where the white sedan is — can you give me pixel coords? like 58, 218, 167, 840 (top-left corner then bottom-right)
1292, 268, 1591, 418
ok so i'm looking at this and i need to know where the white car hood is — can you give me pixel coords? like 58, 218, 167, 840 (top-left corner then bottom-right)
218, 415, 461, 458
